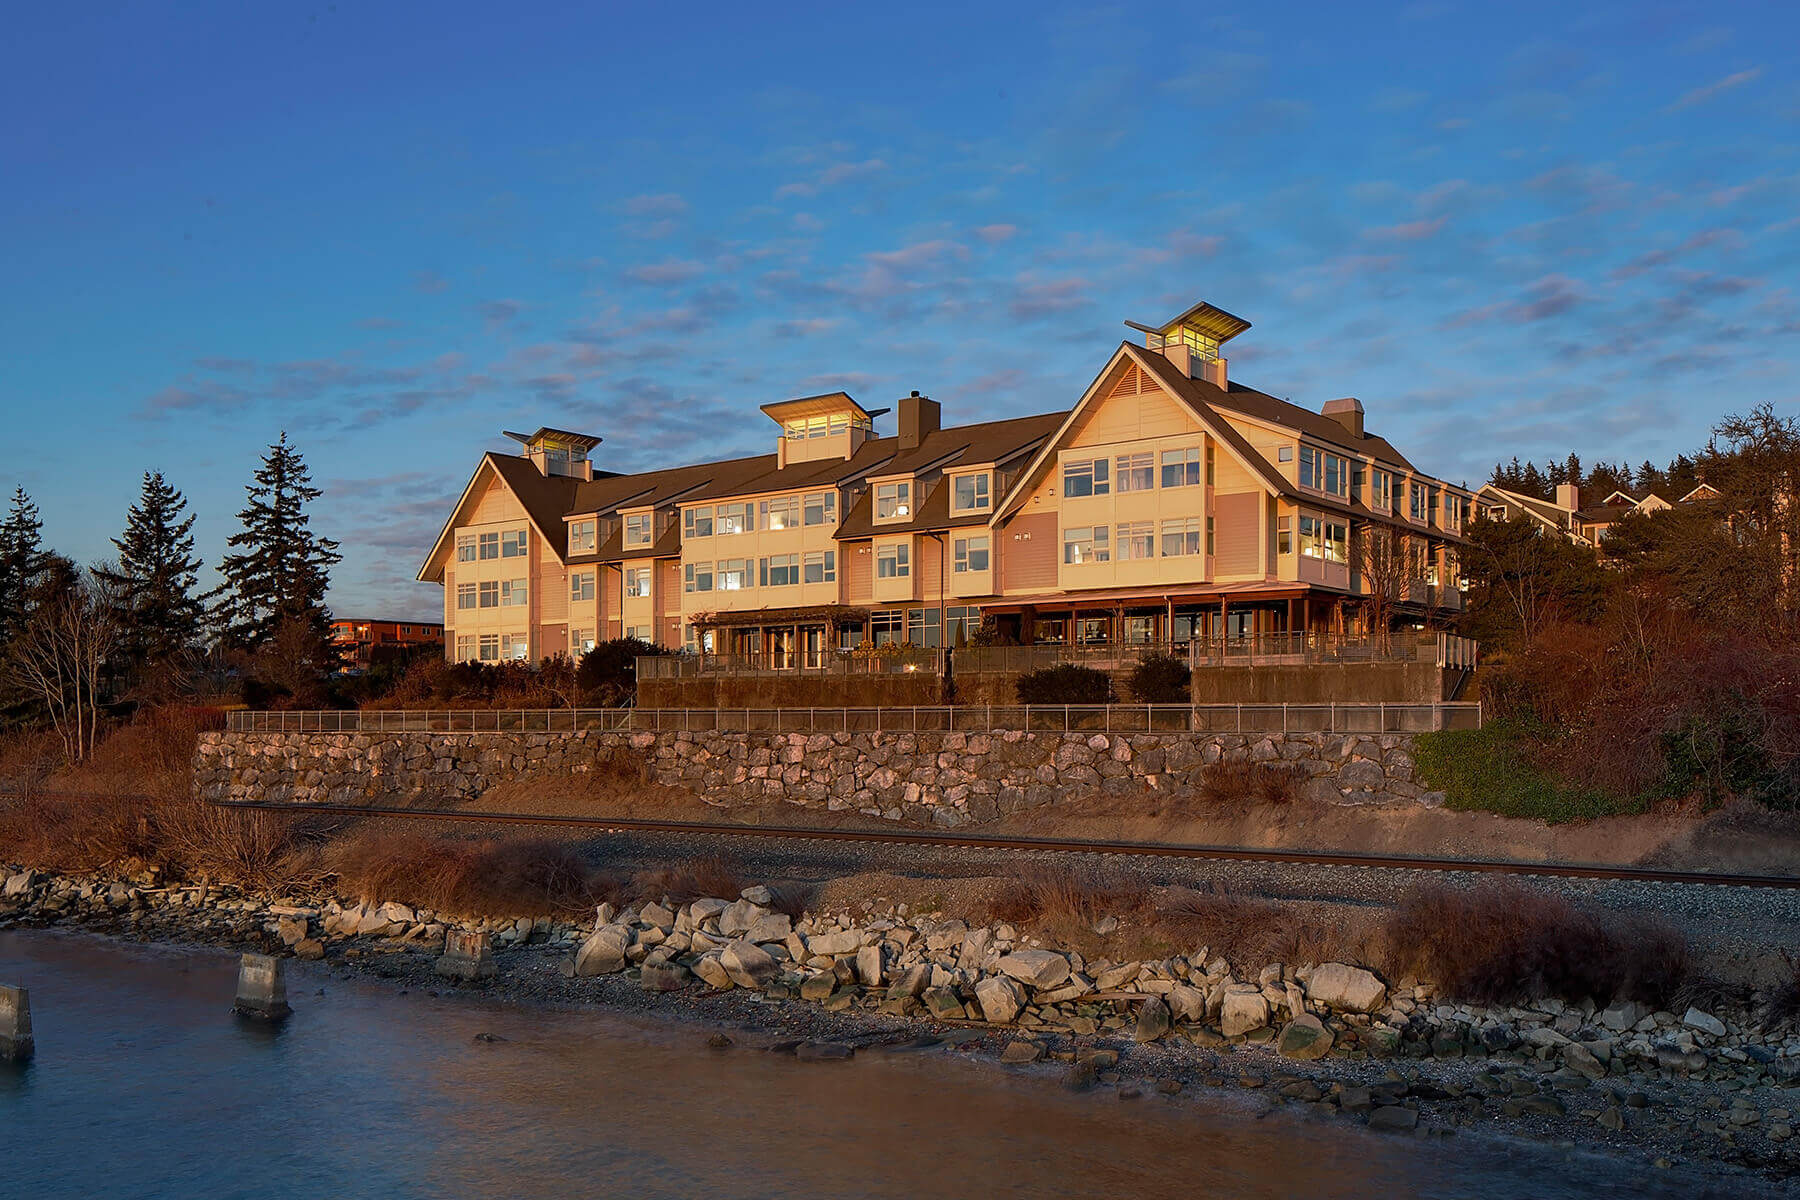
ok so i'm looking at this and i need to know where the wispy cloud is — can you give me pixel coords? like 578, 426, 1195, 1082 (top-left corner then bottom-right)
1666, 66, 1762, 112
774, 157, 886, 199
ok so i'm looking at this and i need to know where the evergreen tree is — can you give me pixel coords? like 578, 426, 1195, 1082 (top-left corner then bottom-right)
98, 471, 206, 663
212, 434, 342, 649
0, 486, 48, 646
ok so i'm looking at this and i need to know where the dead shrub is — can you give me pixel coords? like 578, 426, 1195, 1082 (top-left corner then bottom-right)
629, 854, 744, 906
1761, 955, 1800, 1032
0, 790, 158, 871
1196, 759, 1300, 806
1383, 882, 1689, 1008
329, 831, 621, 918
983, 863, 1150, 931
1153, 885, 1329, 971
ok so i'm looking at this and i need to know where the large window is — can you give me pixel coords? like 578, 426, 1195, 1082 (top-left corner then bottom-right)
876, 542, 910, 578
944, 605, 980, 645
568, 520, 596, 554
1115, 452, 1154, 492
716, 559, 749, 590
478, 580, 500, 608
803, 492, 837, 526
478, 531, 499, 560
683, 507, 714, 538
1300, 446, 1348, 497
1369, 470, 1393, 513
783, 413, 867, 440
501, 529, 528, 558
870, 610, 905, 645
1409, 482, 1428, 522
501, 578, 527, 607
502, 633, 530, 660
624, 513, 653, 547
683, 562, 713, 593
456, 635, 475, 660
456, 534, 476, 562
1063, 457, 1109, 498
1299, 516, 1349, 564
953, 535, 989, 573
1160, 517, 1204, 557
760, 495, 800, 530
570, 571, 595, 602
1161, 447, 1202, 489
717, 503, 754, 535
1116, 521, 1155, 560
906, 608, 941, 648
456, 583, 477, 610
478, 633, 500, 661
759, 554, 800, 587
1062, 526, 1110, 564
803, 550, 836, 584
952, 473, 991, 512
625, 567, 652, 598
571, 628, 595, 655
876, 481, 912, 519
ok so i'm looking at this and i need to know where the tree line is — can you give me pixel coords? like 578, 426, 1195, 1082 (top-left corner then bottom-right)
1, 433, 342, 762
1487, 452, 1709, 505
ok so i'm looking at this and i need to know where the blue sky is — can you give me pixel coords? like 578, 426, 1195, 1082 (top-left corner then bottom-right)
3, 2, 1796, 619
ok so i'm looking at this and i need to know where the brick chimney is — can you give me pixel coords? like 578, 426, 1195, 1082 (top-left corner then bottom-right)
898, 391, 940, 451
1556, 482, 1581, 511
1321, 397, 1364, 440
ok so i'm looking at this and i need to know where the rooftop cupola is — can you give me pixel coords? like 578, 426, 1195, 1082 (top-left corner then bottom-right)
503, 427, 602, 479
1126, 300, 1251, 389
762, 391, 887, 467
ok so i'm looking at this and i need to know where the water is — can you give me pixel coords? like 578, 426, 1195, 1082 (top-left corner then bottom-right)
0, 931, 1782, 1200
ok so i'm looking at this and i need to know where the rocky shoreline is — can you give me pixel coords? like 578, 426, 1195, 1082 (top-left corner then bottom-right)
3, 862, 1797, 1185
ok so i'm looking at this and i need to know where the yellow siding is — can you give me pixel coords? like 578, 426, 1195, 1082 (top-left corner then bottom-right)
1212, 492, 1259, 577
1001, 513, 1057, 592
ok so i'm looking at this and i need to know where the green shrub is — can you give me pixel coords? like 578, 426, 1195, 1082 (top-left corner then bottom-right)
1016, 664, 1115, 705
1412, 720, 1634, 823
1126, 653, 1190, 703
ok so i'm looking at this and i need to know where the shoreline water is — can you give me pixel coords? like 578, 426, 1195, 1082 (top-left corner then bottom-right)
2, 865, 1796, 1191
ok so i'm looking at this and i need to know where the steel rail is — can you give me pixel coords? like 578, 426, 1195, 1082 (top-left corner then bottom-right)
206, 799, 1800, 891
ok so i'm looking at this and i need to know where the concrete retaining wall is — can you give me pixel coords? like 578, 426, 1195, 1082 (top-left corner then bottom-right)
196, 727, 1442, 828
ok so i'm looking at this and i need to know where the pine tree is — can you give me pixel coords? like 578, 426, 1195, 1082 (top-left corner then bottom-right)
212, 434, 342, 649
0, 486, 48, 646
99, 471, 206, 663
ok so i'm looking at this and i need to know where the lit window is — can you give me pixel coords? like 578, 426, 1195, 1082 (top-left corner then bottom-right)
876, 482, 912, 520
1062, 458, 1109, 498
456, 534, 476, 562
803, 492, 837, 526
625, 567, 652, 598
803, 550, 836, 584
760, 496, 800, 531
717, 503, 754, 535
456, 583, 477, 610
1062, 526, 1110, 564
1116, 522, 1154, 560
683, 562, 713, 593
1160, 518, 1203, 557
624, 513, 653, 547
1115, 453, 1154, 492
568, 520, 596, 554
570, 572, 595, 602
952, 474, 991, 512
1299, 517, 1348, 563
571, 629, 595, 655
502, 633, 530, 660
953, 536, 989, 573
716, 559, 749, 590
1301, 448, 1349, 497
501, 529, 528, 558
456, 635, 475, 660
876, 543, 910, 578
1161, 447, 1202, 489
683, 507, 714, 538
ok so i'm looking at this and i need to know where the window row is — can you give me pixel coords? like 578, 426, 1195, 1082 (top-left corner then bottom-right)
454, 632, 530, 662
455, 579, 528, 609
1061, 446, 1213, 498
1062, 518, 1214, 564
455, 529, 528, 562
783, 412, 872, 440
684, 552, 836, 592
683, 493, 836, 537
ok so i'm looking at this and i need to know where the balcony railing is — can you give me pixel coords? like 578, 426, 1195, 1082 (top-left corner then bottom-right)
227, 701, 1480, 735
956, 631, 1477, 673
636, 648, 944, 680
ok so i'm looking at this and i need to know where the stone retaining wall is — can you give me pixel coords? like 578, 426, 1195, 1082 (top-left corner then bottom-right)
195, 727, 1441, 827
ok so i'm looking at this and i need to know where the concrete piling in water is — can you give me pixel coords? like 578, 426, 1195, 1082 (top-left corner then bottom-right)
1, 985, 33, 1063
434, 930, 496, 981
233, 953, 291, 1021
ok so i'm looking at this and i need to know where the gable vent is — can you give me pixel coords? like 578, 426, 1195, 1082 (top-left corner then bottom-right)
1107, 365, 1150, 399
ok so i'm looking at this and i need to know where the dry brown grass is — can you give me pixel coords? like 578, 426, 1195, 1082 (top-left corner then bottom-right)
1762, 955, 1800, 1032
629, 854, 744, 906
329, 830, 623, 918
1195, 760, 1301, 807
1383, 882, 1689, 1008
1151, 884, 1382, 971
982, 863, 1153, 931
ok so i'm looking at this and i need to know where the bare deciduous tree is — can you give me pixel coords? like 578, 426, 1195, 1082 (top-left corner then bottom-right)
1353, 522, 1431, 651
3, 569, 122, 763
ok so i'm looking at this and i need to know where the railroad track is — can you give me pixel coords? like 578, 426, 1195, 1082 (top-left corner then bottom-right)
208, 799, 1800, 891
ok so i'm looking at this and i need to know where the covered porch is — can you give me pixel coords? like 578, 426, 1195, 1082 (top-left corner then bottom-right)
978, 582, 1362, 653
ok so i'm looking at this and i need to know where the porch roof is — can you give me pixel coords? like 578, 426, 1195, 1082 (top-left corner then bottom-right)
978, 581, 1321, 614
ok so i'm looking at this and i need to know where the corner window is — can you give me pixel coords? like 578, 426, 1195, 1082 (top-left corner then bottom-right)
1062, 526, 1110, 564
1062, 458, 1109, 498
952, 473, 991, 513
876, 482, 912, 520
876, 543, 910, 578
953, 536, 990, 573
568, 520, 596, 554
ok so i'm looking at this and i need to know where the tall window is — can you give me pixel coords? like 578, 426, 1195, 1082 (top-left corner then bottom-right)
1277, 516, 1292, 554
1300, 447, 1348, 496
456, 534, 476, 562
717, 503, 754, 535
683, 562, 714, 593
876, 543, 910, 578
906, 608, 941, 648
568, 520, 596, 554
683, 507, 714, 538
570, 571, 595, 602
759, 554, 800, 587
624, 513, 653, 547
1369, 470, 1393, 513
1409, 482, 1428, 522
478, 633, 500, 661
803, 492, 837, 526
625, 567, 652, 598
1206, 516, 1216, 556
760, 495, 800, 530
1206, 444, 1216, 486
716, 559, 749, 590
952, 473, 991, 512
501, 529, 528, 557
1161, 447, 1202, 488
803, 550, 836, 583
875, 481, 912, 519
870, 610, 905, 645
1116, 452, 1154, 492
478, 580, 500, 608
456, 582, 477, 609
1062, 526, 1109, 564
1062, 457, 1109, 497
1160, 517, 1203, 557
502, 633, 530, 660
478, 531, 499, 560
1299, 517, 1349, 563
501, 578, 527, 607
456, 635, 475, 660
1116, 521, 1154, 560
953, 535, 989, 573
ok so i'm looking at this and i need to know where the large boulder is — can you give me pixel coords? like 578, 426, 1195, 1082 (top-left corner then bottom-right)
1166, 983, 1208, 1023
693, 953, 734, 990
1221, 984, 1270, 1038
997, 950, 1071, 990
976, 975, 1027, 1024
1277, 1015, 1334, 1060
808, 930, 861, 957
1303, 963, 1387, 1014
574, 924, 632, 976
721, 940, 778, 988
1134, 997, 1172, 1043
719, 899, 767, 938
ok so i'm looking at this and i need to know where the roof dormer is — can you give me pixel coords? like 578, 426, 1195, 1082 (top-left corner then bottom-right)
1125, 300, 1251, 389
504, 427, 602, 479
762, 392, 886, 466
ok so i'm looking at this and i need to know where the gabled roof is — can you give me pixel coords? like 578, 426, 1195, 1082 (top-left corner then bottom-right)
1681, 482, 1723, 502
417, 453, 585, 582
1479, 485, 1573, 529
